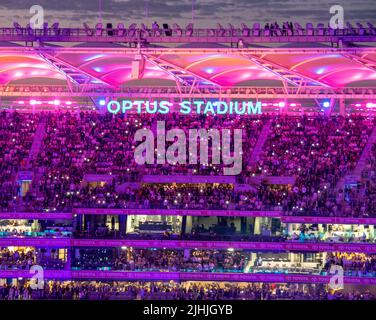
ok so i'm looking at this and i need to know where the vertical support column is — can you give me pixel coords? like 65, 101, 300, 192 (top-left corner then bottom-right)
254, 217, 261, 235
119, 215, 127, 236
241, 217, 247, 234
288, 223, 293, 235
181, 216, 187, 237
339, 98, 345, 116
65, 247, 71, 270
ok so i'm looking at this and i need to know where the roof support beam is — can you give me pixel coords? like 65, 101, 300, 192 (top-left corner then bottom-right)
39, 52, 116, 88
145, 53, 221, 87
244, 53, 334, 88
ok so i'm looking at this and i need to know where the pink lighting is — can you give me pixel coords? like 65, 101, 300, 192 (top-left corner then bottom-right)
53, 100, 60, 106
355, 103, 362, 107
66, 101, 72, 105
18, 101, 24, 105
30, 99, 37, 105
278, 102, 286, 108
366, 102, 375, 108
290, 103, 297, 107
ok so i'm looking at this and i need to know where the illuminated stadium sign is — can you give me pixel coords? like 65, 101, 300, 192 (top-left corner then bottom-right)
107, 99, 262, 115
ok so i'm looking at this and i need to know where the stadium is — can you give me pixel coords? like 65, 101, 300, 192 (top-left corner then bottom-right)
1, 19, 376, 301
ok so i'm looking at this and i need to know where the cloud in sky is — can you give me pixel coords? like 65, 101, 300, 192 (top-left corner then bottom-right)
0, 0, 375, 27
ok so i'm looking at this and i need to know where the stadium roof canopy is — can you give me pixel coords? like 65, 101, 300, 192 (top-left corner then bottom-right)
1, 46, 376, 89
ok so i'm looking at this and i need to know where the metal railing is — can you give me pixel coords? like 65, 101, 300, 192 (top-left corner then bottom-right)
1, 25, 376, 43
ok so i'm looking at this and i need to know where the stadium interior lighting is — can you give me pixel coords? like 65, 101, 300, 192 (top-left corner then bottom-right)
99, 99, 106, 106
30, 100, 37, 105
278, 102, 286, 108
366, 102, 375, 108
323, 101, 330, 108
53, 100, 61, 106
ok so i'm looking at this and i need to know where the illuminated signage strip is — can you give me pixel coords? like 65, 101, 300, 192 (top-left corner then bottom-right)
1, 238, 376, 252
281, 216, 376, 225
70, 240, 376, 253
2, 270, 376, 285
0, 212, 72, 220
0, 238, 71, 247
1, 209, 376, 225
73, 208, 282, 217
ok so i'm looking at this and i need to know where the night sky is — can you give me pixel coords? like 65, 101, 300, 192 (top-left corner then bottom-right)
0, 0, 375, 28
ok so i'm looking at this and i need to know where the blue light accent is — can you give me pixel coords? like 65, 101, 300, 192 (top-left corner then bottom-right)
316, 67, 326, 75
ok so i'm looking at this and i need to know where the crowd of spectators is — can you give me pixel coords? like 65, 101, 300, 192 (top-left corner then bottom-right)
0, 248, 65, 270
324, 252, 376, 276
0, 281, 374, 300
71, 247, 376, 277
0, 111, 39, 211
73, 248, 247, 273
1, 112, 376, 217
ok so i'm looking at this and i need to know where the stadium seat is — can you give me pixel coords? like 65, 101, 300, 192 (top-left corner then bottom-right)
83, 23, 94, 36
367, 22, 376, 35
357, 23, 366, 35
317, 23, 325, 36
306, 23, 314, 35
128, 23, 137, 37
116, 23, 125, 37
241, 23, 250, 36
252, 23, 260, 36
95, 23, 103, 36
228, 24, 236, 36
216, 24, 226, 36
346, 22, 356, 35
328, 23, 336, 36
141, 23, 150, 37
294, 23, 304, 36
185, 23, 194, 36
173, 23, 182, 36
51, 22, 60, 36
13, 22, 23, 35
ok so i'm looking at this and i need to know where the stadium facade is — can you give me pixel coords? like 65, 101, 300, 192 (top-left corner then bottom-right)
1, 22, 376, 300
